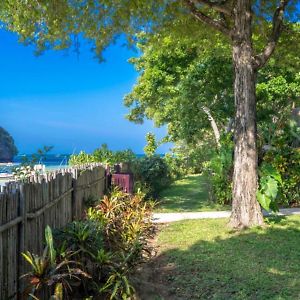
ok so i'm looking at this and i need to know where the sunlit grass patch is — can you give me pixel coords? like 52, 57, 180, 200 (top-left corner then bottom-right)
146, 216, 300, 299
156, 174, 230, 212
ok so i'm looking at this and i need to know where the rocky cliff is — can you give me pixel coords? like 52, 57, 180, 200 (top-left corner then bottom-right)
0, 127, 18, 162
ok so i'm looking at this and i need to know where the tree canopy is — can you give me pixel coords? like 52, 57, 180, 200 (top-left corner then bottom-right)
1, 1, 299, 61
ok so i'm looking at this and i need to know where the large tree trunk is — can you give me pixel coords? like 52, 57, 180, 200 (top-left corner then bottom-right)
229, 0, 264, 228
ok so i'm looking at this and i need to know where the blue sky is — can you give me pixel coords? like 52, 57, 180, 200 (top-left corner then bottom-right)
0, 30, 170, 154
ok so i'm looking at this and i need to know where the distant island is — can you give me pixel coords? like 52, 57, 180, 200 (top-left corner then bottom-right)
0, 127, 18, 163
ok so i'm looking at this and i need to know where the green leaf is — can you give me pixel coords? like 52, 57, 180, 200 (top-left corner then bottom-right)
257, 191, 271, 211
260, 163, 282, 184
264, 177, 278, 200
45, 225, 56, 266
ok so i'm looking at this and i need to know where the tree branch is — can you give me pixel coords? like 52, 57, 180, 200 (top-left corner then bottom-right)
253, 0, 290, 70
196, 0, 232, 16
184, 0, 231, 36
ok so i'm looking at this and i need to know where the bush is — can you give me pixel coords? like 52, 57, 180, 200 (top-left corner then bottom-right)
165, 141, 215, 177
132, 155, 172, 198
22, 190, 155, 299
263, 146, 300, 207
204, 134, 233, 205
260, 119, 300, 207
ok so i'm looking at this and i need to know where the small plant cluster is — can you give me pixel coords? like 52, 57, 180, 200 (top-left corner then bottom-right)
22, 190, 155, 299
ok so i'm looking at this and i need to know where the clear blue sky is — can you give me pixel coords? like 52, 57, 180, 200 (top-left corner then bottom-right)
0, 30, 171, 154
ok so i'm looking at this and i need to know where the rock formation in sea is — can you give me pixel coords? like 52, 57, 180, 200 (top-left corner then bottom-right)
0, 127, 18, 162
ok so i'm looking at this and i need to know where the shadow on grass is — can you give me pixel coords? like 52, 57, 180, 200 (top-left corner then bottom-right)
136, 217, 300, 300
157, 174, 229, 212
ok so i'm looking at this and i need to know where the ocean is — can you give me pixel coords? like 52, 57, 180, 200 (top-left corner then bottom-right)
0, 154, 70, 186
13, 154, 70, 170
0, 153, 151, 174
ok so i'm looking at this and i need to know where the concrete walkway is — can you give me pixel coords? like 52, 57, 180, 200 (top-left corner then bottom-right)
152, 208, 300, 223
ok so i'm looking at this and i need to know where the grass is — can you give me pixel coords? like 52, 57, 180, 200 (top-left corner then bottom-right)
141, 216, 300, 299
155, 174, 230, 212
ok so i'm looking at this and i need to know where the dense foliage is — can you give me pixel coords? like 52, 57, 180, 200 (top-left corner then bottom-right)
143, 133, 158, 157
22, 190, 155, 299
69, 144, 136, 166
124, 36, 233, 146
203, 134, 234, 205
132, 155, 172, 198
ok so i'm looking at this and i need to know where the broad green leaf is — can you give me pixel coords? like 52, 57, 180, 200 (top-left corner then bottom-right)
257, 191, 271, 211
260, 163, 282, 184
264, 177, 278, 200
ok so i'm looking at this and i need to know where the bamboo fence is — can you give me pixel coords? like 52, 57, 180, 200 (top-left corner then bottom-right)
0, 164, 106, 300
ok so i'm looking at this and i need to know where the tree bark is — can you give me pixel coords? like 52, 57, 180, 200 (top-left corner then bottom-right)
202, 106, 221, 148
229, 0, 264, 228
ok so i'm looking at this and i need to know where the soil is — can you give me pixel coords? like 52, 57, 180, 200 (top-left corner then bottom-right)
133, 224, 180, 300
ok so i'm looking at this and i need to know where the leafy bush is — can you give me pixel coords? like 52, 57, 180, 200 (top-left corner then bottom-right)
23, 191, 155, 299
164, 153, 188, 180
165, 142, 214, 177
204, 134, 233, 205
132, 155, 172, 197
260, 118, 300, 207
263, 146, 300, 207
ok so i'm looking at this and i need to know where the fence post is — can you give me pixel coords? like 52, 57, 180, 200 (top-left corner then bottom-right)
18, 183, 26, 296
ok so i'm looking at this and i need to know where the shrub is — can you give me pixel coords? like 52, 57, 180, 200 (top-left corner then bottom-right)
23, 191, 155, 299
132, 155, 172, 198
261, 119, 300, 207
263, 146, 300, 207
204, 134, 233, 205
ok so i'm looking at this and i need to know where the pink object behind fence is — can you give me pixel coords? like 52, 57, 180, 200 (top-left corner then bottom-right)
111, 173, 133, 194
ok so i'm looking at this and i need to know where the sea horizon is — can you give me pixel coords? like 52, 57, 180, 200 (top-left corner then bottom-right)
0, 153, 165, 175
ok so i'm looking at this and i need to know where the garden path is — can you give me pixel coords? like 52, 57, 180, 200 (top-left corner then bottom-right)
152, 207, 300, 223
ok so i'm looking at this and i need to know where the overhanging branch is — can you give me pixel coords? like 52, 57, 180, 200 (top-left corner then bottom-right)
183, 0, 232, 36
253, 0, 290, 69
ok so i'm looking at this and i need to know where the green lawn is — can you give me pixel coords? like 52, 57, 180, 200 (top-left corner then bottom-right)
156, 174, 230, 212
138, 216, 300, 299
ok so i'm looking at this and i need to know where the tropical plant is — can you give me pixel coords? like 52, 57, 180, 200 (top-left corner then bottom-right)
51, 190, 155, 299
22, 226, 89, 299
257, 163, 282, 212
